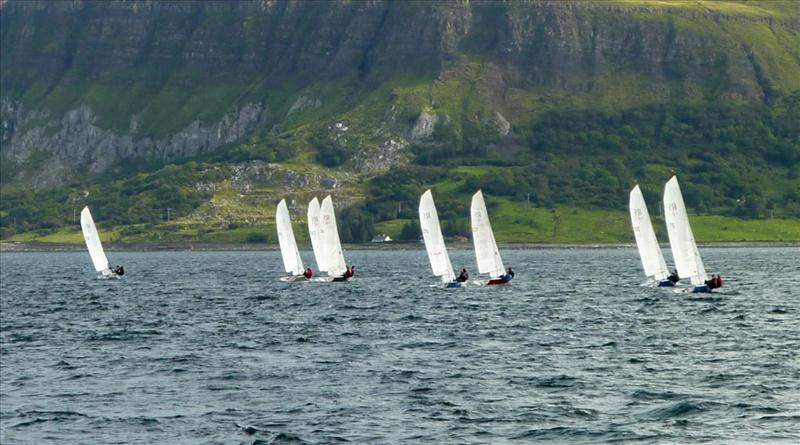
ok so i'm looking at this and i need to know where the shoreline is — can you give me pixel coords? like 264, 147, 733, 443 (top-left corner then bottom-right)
2, 240, 798, 252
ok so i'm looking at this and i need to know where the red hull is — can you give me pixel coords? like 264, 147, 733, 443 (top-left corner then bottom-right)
487, 278, 508, 285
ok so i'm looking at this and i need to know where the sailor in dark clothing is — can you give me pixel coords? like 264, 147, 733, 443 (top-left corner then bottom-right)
705, 274, 723, 289
667, 269, 679, 283
457, 268, 469, 282
503, 267, 515, 282
303, 267, 313, 279
112, 265, 125, 276
343, 266, 354, 279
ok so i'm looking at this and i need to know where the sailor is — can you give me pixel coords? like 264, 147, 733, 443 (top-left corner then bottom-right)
457, 268, 469, 282
113, 265, 125, 276
303, 267, 313, 279
668, 271, 679, 283
667, 269, 679, 283
705, 274, 722, 289
503, 267, 515, 282
343, 266, 354, 279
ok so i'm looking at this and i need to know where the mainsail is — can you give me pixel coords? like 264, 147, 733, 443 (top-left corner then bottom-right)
663, 176, 708, 285
276, 199, 304, 276
471, 190, 505, 277
307, 197, 326, 272
629, 185, 669, 280
320, 196, 347, 276
80, 206, 112, 276
419, 189, 456, 282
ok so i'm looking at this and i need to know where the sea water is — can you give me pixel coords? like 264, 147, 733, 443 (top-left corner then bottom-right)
1, 247, 798, 443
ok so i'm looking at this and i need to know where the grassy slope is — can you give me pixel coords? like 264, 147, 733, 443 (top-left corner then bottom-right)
611, 0, 797, 18
14, 200, 797, 245
374, 202, 800, 244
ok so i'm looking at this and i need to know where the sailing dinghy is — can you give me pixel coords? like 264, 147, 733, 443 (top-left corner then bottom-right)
663, 176, 713, 293
419, 190, 460, 288
276, 199, 307, 281
470, 190, 510, 285
319, 195, 350, 281
307, 197, 326, 277
629, 185, 675, 287
80, 206, 119, 279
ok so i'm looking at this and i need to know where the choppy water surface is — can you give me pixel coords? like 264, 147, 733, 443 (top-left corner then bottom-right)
1, 247, 798, 444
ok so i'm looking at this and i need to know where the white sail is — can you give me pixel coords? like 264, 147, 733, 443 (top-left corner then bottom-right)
80, 206, 112, 276
663, 176, 708, 285
276, 199, 304, 276
419, 190, 456, 283
307, 197, 326, 272
471, 190, 505, 277
629, 185, 670, 280
320, 195, 347, 276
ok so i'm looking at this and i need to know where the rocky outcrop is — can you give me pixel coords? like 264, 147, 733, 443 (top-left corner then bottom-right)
287, 96, 323, 116
409, 109, 439, 142
353, 138, 410, 173
2, 101, 269, 188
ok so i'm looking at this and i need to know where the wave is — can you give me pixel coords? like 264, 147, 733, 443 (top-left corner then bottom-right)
645, 400, 718, 419
10, 410, 89, 429
630, 389, 691, 401
511, 426, 604, 440
253, 431, 309, 444
535, 374, 580, 389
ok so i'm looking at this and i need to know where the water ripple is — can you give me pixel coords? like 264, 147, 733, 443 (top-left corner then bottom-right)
1, 248, 798, 443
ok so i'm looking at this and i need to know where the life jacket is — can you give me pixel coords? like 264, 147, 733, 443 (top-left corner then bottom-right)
303, 269, 313, 279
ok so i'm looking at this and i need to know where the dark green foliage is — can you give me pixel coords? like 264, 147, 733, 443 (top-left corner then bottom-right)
313, 133, 350, 168
366, 166, 448, 221
209, 136, 296, 164
398, 220, 421, 241
365, 96, 800, 221
338, 205, 376, 243
442, 218, 470, 238
245, 233, 268, 243
553, 100, 798, 216
0, 162, 214, 234
315, 143, 349, 168
412, 121, 501, 166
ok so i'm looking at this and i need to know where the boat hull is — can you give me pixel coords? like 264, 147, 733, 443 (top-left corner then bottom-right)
445, 281, 461, 288
486, 278, 509, 286
99, 273, 122, 280
692, 285, 711, 293
658, 280, 676, 287
332, 276, 350, 282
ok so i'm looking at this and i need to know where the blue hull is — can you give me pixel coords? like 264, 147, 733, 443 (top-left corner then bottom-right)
658, 280, 676, 287
446, 282, 461, 288
692, 285, 711, 293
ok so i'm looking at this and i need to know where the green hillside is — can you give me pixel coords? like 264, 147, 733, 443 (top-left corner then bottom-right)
1, 1, 799, 244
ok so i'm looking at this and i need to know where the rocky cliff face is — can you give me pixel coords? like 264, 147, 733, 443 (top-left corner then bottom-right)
1, 0, 798, 187
1, 99, 268, 188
